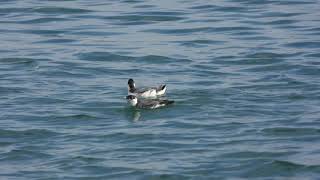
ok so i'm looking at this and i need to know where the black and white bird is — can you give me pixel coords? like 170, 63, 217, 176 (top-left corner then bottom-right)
127, 79, 166, 98
126, 95, 174, 109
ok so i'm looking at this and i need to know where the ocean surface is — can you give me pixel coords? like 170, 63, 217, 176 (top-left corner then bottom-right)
1, 0, 320, 179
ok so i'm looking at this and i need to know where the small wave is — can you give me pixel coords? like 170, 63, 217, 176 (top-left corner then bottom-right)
245, 52, 299, 59
0, 141, 12, 147
0, 57, 45, 65
236, 0, 279, 5
0, 129, 60, 139
45, 0, 80, 1
70, 30, 123, 36
188, 4, 213, 10
240, 63, 298, 73
134, 4, 156, 8
305, 53, 320, 58
144, 26, 260, 35
275, 1, 315, 5
285, 41, 320, 49
40, 70, 93, 78
51, 114, 99, 121
261, 12, 305, 18
0, 57, 42, 73
292, 64, 320, 76
220, 151, 295, 159
237, 57, 280, 66
139, 55, 191, 64
135, 11, 186, 16
31, 7, 93, 14
214, 53, 289, 67
105, 14, 185, 25
35, 38, 77, 44
287, 93, 306, 100
121, 0, 143, 4
71, 155, 104, 163
18, 17, 69, 24
262, 127, 320, 136
242, 160, 320, 178
190, 5, 247, 12
140, 174, 190, 180
100, 131, 156, 141
300, 27, 320, 34
266, 19, 298, 25
0, 86, 28, 94
142, 27, 213, 34
77, 52, 133, 62
224, 52, 299, 66
177, 39, 225, 47
28, 96, 68, 104
22, 29, 66, 35
0, 7, 30, 14
0, 149, 52, 161
77, 52, 191, 64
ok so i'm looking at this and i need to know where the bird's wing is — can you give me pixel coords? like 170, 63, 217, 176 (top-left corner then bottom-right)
159, 99, 174, 105
156, 85, 166, 91
138, 99, 159, 108
136, 87, 152, 93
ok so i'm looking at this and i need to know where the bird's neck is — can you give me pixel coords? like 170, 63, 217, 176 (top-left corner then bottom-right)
128, 84, 136, 93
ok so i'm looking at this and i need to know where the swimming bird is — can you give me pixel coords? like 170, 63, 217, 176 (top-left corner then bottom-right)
128, 78, 166, 98
126, 95, 174, 109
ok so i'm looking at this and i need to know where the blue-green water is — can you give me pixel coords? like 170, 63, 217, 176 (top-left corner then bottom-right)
1, 0, 320, 179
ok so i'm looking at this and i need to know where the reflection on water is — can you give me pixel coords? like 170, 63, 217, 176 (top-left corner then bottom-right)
124, 107, 142, 121
132, 111, 141, 122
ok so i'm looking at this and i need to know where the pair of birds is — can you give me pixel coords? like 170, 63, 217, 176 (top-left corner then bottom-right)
125, 79, 174, 109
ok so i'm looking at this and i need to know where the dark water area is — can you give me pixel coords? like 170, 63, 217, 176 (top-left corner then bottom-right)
1, 0, 320, 179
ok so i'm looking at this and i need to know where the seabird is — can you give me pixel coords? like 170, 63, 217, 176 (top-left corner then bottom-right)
128, 78, 166, 98
126, 95, 174, 109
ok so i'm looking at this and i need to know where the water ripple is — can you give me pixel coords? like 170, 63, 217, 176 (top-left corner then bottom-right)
31, 7, 93, 14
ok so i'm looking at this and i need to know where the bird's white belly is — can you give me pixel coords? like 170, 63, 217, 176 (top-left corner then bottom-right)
140, 89, 157, 98
152, 104, 165, 109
